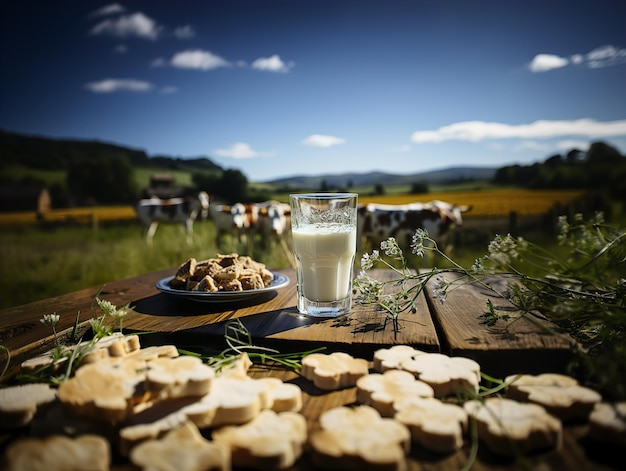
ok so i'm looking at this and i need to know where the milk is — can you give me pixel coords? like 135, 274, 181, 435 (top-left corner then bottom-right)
292, 224, 356, 302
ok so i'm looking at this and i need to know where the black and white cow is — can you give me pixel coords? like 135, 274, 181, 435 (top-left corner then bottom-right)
357, 200, 471, 251
136, 191, 209, 245
255, 200, 294, 265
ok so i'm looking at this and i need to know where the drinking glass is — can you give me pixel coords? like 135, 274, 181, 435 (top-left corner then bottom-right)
289, 193, 358, 317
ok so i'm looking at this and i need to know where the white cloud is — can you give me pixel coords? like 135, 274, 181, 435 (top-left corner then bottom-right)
530, 45, 626, 73
411, 119, 626, 143
170, 50, 230, 70
214, 143, 272, 159
159, 86, 179, 94
174, 25, 196, 39
586, 45, 626, 68
90, 12, 161, 40
529, 54, 569, 72
151, 57, 166, 67
84, 79, 153, 93
570, 54, 584, 65
90, 3, 126, 17
251, 54, 294, 72
302, 134, 346, 147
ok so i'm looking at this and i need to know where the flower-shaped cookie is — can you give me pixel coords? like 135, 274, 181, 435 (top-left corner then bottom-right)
356, 369, 434, 417
130, 421, 230, 471
301, 352, 369, 390
588, 401, 626, 446
258, 377, 303, 412
464, 397, 562, 456
58, 352, 214, 424
372, 345, 426, 372
0, 383, 57, 429
143, 355, 216, 399
505, 373, 602, 421
120, 369, 300, 454
394, 396, 468, 454
309, 405, 410, 470
400, 352, 481, 397
3, 434, 110, 471
212, 410, 307, 470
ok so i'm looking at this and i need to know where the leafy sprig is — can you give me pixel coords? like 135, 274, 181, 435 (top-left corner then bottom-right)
354, 213, 626, 399
6, 295, 132, 385
181, 318, 325, 372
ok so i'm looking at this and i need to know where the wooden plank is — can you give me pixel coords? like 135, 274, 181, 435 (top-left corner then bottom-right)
125, 269, 440, 359
423, 272, 577, 378
0, 268, 439, 378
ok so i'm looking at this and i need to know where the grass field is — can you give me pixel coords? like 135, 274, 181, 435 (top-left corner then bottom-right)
0, 187, 605, 310
0, 221, 296, 310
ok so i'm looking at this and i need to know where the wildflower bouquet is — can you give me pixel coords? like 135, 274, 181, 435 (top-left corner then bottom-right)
353, 213, 626, 400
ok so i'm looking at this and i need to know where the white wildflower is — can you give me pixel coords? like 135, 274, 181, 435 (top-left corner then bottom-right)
431, 275, 450, 304
380, 237, 401, 257
40, 313, 60, 327
361, 250, 380, 270
411, 229, 428, 257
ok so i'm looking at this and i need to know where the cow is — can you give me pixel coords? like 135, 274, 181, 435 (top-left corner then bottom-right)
357, 200, 471, 253
255, 200, 291, 240
255, 200, 294, 266
136, 191, 209, 245
209, 202, 259, 248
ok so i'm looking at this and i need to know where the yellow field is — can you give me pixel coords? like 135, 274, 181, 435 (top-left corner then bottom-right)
0, 206, 137, 226
359, 189, 586, 218
0, 189, 587, 226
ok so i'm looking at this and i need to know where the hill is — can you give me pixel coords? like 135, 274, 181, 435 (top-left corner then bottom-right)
0, 130, 223, 173
0, 129, 496, 187
266, 167, 497, 187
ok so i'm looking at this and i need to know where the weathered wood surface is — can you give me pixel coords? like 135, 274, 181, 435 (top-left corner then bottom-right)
423, 271, 576, 377
0, 266, 616, 471
1, 267, 574, 374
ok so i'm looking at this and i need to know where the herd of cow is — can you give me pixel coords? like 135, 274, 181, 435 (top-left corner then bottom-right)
135, 192, 471, 260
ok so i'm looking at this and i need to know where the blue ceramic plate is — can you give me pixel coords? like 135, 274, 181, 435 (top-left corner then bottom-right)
155, 272, 290, 302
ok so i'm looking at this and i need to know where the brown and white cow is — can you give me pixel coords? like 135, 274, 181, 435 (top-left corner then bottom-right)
210, 202, 260, 247
255, 200, 291, 240
136, 191, 209, 245
357, 200, 471, 251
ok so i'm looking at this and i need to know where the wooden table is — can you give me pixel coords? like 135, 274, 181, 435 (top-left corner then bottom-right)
0, 268, 617, 470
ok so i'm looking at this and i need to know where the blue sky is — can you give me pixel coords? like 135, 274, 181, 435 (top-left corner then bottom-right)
1, 0, 625, 182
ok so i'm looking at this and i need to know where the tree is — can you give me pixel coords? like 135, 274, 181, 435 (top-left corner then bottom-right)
192, 172, 220, 194
410, 181, 429, 194
214, 169, 248, 203
67, 155, 137, 205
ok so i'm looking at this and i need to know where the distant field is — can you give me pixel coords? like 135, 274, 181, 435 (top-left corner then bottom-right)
0, 206, 137, 226
0, 188, 588, 226
358, 188, 587, 217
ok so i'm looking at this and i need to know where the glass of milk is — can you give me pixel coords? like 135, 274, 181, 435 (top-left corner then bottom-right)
289, 193, 358, 317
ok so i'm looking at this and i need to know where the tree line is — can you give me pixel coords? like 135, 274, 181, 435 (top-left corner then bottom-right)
2, 127, 624, 207
493, 142, 626, 200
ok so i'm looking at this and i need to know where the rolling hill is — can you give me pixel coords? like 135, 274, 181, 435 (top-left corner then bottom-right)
1, 129, 496, 187
265, 167, 497, 187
